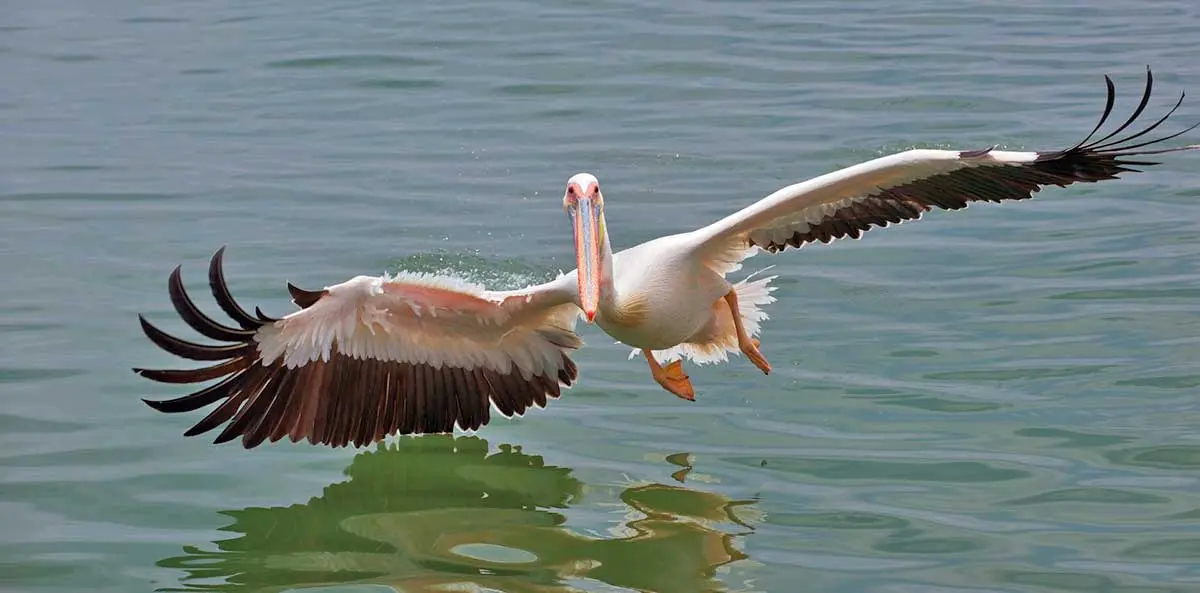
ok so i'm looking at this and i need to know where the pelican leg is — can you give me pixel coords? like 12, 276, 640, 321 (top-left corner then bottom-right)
643, 349, 695, 401
723, 289, 771, 375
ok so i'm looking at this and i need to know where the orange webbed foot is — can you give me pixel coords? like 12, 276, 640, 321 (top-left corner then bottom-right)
658, 360, 696, 401
743, 338, 772, 375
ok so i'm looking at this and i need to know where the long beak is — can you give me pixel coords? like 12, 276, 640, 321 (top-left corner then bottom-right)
571, 197, 602, 323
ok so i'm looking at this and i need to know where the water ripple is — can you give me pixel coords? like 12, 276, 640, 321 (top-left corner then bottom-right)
2, 0, 1199, 591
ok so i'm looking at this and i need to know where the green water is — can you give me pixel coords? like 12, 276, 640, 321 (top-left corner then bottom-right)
2, 1, 1200, 591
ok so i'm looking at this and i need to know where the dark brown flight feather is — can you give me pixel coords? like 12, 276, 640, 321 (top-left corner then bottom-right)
134, 248, 581, 449
754, 67, 1199, 253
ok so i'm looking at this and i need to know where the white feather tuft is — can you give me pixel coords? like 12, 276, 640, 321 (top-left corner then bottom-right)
628, 270, 778, 365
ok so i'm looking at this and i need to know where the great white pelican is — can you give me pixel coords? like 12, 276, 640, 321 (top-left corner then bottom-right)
134, 69, 1198, 448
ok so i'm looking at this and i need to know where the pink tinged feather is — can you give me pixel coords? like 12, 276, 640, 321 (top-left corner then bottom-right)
135, 248, 583, 448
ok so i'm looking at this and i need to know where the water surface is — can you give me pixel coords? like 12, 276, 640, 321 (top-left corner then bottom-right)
2, 1, 1200, 591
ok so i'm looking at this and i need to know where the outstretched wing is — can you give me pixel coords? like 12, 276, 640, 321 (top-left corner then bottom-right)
134, 248, 583, 449
690, 68, 1199, 271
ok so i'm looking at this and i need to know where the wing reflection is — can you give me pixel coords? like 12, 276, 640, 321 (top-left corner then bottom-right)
157, 435, 756, 593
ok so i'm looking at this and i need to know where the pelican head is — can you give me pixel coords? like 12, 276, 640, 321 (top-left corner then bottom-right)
564, 172, 604, 323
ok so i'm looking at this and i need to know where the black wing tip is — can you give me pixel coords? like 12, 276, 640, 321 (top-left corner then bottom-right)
185, 423, 217, 438
209, 246, 228, 271
1030, 68, 1198, 179
132, 367, 187, 384
208, 246, 262, 330
1069, 67, 1197, 157
254, 306, 278, 323
165, 257, 259, 342
287, 281, 327, 309
141, 247, 272, 344
141, 396, 174, 412
959, 145, 997, 159
136, 248, 271, 427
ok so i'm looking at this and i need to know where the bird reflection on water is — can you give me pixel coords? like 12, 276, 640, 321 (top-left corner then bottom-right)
156, 435, 759, 592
